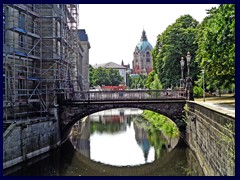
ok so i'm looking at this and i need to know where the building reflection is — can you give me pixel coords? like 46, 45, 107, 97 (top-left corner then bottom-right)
133, 122, 150, 162
70, 118, 91, 158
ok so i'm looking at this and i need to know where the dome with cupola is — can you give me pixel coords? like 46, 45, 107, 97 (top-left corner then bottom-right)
132, 30, 153, 75
135, 30, 153, 52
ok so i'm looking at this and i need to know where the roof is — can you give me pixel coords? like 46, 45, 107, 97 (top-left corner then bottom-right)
136, 41, 153, 51
135, 30, 153, 52
77, 29, 88, 41
93, 62, 127, 69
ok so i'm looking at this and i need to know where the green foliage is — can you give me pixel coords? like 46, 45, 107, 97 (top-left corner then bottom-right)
152, 15, 199, 89
91, 121, 124, 134
107, 68, 124, 86
195, 4, 235, 91
150, 74, 162, 90
145, 71, 155, 89
129, 74, 147, 89
193, 86, 203, 98
90, 67, 124, 87
142, 110, 179, 138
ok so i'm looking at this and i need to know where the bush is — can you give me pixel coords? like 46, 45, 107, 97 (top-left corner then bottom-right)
193, 86, 203, 98
142, 110, 179, 138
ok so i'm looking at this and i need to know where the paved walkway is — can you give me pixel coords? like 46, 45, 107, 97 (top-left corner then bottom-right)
196, 101, 235, 118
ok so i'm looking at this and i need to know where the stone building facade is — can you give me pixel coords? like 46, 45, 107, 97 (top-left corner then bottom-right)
78, 29, 91, 91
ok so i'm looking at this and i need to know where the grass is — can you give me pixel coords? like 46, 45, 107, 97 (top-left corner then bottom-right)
194, 93, 235, 108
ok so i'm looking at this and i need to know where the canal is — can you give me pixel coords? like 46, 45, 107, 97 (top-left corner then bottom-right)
4, 108, 204, 176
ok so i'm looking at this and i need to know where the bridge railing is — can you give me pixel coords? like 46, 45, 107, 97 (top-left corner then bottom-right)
72, 89, 186, 101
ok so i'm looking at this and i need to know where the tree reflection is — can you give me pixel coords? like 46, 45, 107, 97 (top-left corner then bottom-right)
90, 114, 131, 134
133, 117, 171, 161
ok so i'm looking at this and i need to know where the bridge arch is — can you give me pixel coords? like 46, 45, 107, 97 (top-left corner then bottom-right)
59, 100, 186, 138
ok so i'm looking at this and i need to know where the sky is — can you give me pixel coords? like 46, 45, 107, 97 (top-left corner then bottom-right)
78, 4, 219, 67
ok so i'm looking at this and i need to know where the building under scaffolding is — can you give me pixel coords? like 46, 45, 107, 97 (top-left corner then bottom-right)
3, 4, 90, 121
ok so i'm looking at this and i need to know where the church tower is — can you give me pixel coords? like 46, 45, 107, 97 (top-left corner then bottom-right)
132, 30, 153, 75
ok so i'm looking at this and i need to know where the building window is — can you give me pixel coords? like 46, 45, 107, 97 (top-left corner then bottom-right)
146, 52, 150, 57
19, 12, 25, 29
19, 35, 24, 48
18, 72, 25, 96
31, 4, 36, 11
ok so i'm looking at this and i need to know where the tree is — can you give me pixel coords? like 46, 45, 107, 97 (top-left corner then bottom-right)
107, 68, 124, 86
150, 74, 162, 90
195, 4, 235, 91
152, 15, 199, 89
128, 74, 147, 89
145, 71, 156, 89
91, 67, 109, 86
90, 67, 123, 87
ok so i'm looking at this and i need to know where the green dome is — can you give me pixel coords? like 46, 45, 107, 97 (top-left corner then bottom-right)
136, 41, 153, 52
135, 30, 153, 52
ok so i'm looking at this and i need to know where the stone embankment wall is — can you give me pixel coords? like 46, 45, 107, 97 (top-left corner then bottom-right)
3, 114, 61, 169
185, 102, 235, 176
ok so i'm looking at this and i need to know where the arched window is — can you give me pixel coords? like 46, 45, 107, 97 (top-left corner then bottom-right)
146, 51, 150, 57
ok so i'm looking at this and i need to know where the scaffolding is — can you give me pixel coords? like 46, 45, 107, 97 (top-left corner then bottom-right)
3, 4, 83, 121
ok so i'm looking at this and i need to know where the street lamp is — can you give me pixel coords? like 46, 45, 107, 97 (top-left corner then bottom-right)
186, 51, 191, 77
179, 52, 193, 100
202, 69, 205, 102
180, 57, 185, 89
185, 51, 193, 100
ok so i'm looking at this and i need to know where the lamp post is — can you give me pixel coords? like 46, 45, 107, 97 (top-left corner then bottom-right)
202, 69, 205, 102
180, 57, 185, 89
186, 51, 191, 77
185, 51, 193, 100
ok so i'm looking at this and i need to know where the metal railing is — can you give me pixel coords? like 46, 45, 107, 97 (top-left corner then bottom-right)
72, 89, 187, 102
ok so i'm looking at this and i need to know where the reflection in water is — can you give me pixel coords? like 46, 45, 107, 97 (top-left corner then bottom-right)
4, 108, 204, 176
71, 118, 91, 158
70, 108, 178, 166
133, 122, 151, 163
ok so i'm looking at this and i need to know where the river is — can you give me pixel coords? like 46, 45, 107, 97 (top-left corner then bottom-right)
4, 108, 204, 176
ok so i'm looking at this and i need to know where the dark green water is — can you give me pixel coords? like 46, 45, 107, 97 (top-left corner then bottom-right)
4, 108, 204, 176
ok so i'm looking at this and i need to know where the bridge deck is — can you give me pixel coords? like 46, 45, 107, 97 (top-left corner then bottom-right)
71, 89, 187, 103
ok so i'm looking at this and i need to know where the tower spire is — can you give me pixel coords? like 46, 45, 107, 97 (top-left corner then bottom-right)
140, 29, 147, 41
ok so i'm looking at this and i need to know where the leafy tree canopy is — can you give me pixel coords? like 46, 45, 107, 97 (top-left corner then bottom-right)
90, 67, 124, 87
195, 4, 235, 91
152, 15, 199, 89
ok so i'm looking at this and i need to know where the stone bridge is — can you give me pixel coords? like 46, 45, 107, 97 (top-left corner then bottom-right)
59, 89, 187, 137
